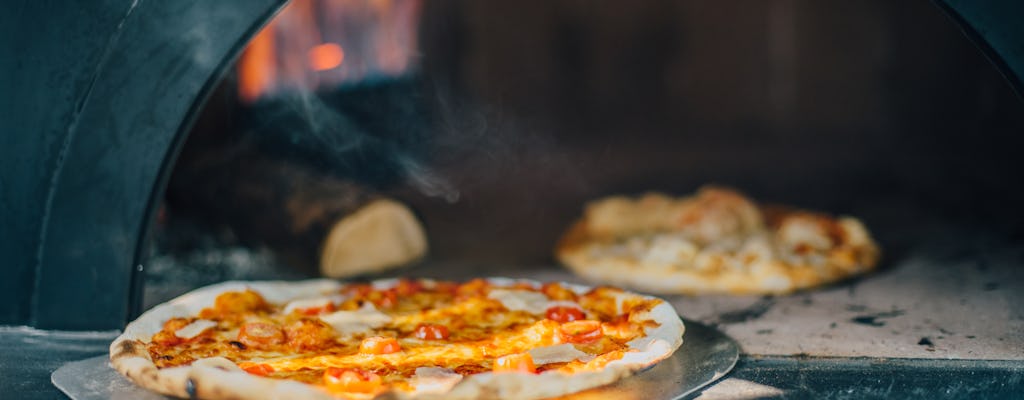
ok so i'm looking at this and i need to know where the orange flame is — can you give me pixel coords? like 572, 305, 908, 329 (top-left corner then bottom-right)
308, 43, 345, 71
237, 0, 420, 103
237, 26, 277, 104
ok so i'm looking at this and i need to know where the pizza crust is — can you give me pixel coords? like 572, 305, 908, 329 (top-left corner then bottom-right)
110, 278, 685, 400
556, 187, 881, 295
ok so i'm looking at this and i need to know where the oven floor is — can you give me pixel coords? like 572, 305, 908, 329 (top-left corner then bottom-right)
148, 220, 1024, 360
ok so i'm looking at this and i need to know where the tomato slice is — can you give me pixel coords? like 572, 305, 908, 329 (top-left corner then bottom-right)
394, 279, 425, 296
545, 306, 585, 323
200, 290, 270, 319
284, 319, 336, 351
373, 289, 398, 308
239, 363, 274, 376
343, 284, 398, 308
493, 352, 536, 373
323, 367, 383, 393
542, 282, 577, 301
237, 322, 286, 348
602, 314, 640, 339
151, 317, 192, 346
558, 320, 603, 344
298, 303, 335, 316
413, 323, 450, 340
359, 336, 402, 354
456, 278, 490, 298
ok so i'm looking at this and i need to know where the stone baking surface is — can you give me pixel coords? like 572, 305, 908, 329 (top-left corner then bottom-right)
144, 219, 1024, 362
146, 239, 1023, 362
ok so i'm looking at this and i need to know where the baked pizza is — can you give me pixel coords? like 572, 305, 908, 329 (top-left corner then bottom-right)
110, 278, 684, 399
557, 186, 880, 295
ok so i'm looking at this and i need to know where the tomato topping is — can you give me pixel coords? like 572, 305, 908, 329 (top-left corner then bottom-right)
413, 323, 450, 340
239, 363, 274, 376
284, 319, 336, 351
602, 314, 640, 339
323, 367, 383, 393
542, 282, 577, 301
456, 278, 490, 298
342, 283, 373, 297
237, 322, 285, 349
432, 281, 460, 294
297, 302, 336, 316
394, 279, 425, 296
200, 290, 270, 319
558, 320, 603, 344
162, 317, 192, 332
151, 318, 191, 346
493, 352, 536, 373
342, 283, 398, 308
545, 306, 585, 323
370, 289, 398, 308
359, 336, 402, 354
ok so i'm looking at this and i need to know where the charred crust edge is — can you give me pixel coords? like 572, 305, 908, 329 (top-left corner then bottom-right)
111, 339, 146, 360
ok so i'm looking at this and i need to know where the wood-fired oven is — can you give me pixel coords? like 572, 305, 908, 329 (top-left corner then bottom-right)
2, 1, 1023, 398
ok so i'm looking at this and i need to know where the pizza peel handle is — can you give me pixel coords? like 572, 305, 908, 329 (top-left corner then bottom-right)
52, 319, 738, 400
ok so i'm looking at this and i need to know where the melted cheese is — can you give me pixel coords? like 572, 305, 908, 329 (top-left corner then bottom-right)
528, 344, 593, 365
174, 319, 216, 339
641, 235, 698, 268
488, 289, 550, 314
488, 290, 583, 317
282, 295, 343, 314
260, 319, 563, 373
411, 367, 463, 393
318, 303, 392, 336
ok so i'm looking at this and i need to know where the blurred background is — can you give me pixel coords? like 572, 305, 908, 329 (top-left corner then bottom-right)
150, 0, 1024, 304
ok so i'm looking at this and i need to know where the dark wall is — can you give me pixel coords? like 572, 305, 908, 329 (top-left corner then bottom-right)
404, 0, 1024, 264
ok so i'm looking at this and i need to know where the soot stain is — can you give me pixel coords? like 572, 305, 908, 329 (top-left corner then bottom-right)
850, 310, 906, 327
716, 297, 776, 324
845, 304, 868, 312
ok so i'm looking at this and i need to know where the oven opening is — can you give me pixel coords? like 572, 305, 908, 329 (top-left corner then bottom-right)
140, 0, 1024, 363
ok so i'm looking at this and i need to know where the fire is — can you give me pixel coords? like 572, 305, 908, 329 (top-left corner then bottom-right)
308, 43, 345, 71
237, 27, 277, 104
236, 0, 422, 103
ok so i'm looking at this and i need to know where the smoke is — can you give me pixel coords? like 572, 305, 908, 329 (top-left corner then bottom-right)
397, 155, 459, 203
244, 80, 460, 203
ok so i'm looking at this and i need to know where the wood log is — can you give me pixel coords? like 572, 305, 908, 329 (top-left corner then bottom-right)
165, 140, 427, 278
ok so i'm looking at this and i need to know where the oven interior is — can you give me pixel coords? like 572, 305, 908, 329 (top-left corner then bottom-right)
3, 0, 1024, 398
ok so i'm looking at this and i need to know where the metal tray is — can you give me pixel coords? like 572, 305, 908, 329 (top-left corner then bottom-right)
53, 319, 738, 400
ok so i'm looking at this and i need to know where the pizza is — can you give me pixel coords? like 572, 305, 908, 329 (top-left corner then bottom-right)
557, 186, 880, 295
109, 278, 685, 399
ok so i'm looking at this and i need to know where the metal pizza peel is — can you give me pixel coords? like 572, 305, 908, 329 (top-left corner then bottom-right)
52, 318, 738, 400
